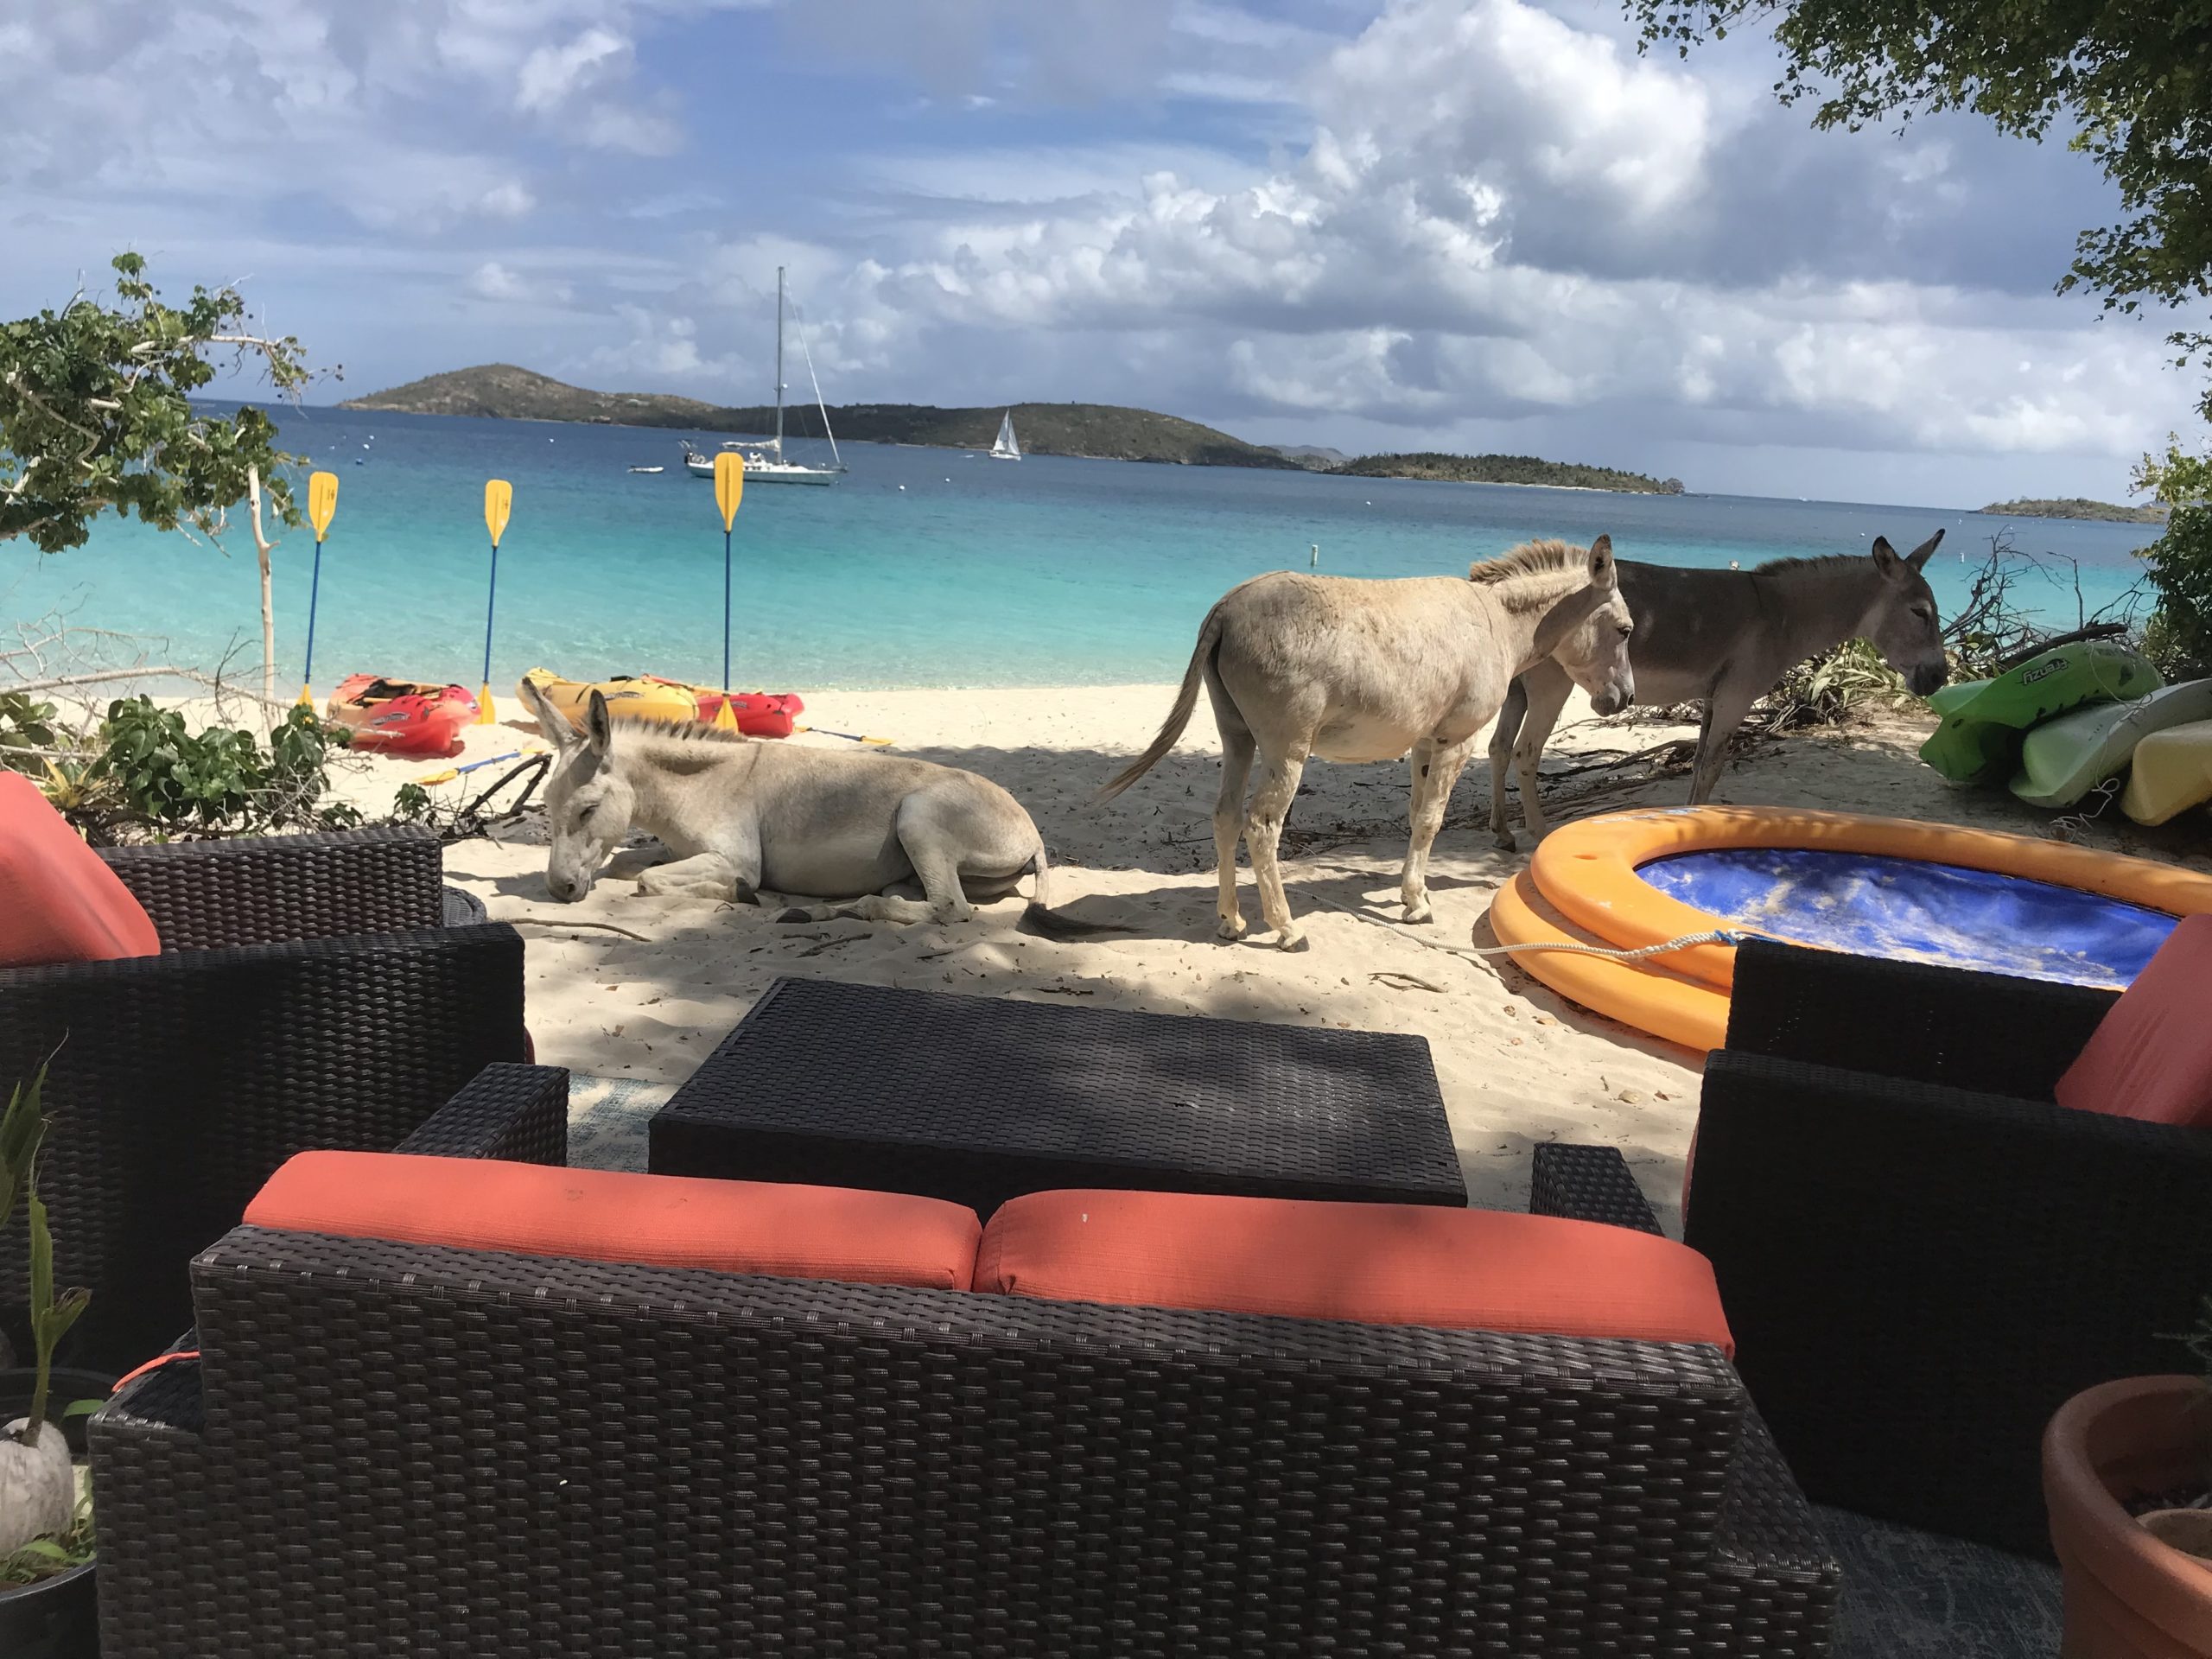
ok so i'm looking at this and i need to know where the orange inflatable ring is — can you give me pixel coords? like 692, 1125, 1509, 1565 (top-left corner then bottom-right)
1487, 805, 2212, 1052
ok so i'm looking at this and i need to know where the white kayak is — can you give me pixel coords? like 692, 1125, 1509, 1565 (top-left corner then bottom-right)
2121, 717, 2212, 825
2009, 677, 2212, 809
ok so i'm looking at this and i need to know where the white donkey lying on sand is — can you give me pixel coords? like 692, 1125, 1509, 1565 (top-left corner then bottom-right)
518, 681, 1122, 937
1099, 537, 1635, 950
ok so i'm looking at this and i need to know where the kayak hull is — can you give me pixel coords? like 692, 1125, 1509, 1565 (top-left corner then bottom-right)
518, 669, 803, 739
2010, 678, 2212, 809
1920, 639, 2161, 785
325, 676, 478, 759
2122, 717, 2212, 826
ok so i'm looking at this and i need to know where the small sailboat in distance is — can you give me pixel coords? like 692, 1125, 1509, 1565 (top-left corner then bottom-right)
990, 410, 1021, 461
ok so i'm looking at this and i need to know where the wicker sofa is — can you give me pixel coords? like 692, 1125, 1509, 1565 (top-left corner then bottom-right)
0, 824, 525, 1370
1687, 937, 2212, 1557
93, 1072, 1840, 1657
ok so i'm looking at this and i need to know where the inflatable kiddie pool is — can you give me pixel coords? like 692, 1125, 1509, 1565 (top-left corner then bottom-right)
1486, 806, 2212, 1051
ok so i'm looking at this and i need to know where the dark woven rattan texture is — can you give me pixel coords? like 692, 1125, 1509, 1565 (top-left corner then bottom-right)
650, 976, 1468, 1211
1691, 939, 2212, 1556
101, 824, 446, 949
1529, 1143, 1664, 1235
92, 1218, 1839, 1657
0, 830, 524, 1370
395, 1064, 569, 1164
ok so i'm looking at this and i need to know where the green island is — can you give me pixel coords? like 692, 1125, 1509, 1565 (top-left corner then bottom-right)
1331, 452, 1685, 493
343, 366, 1300, 468
344, 367, 1685, 487
1977, 496, 2168, 524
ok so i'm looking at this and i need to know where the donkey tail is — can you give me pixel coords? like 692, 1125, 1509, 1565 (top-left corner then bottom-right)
1095, 604, 1224, 801
1019, 842, 1135, 940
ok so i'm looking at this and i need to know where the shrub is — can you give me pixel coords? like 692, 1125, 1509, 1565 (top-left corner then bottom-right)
2133, 442, 2212, 679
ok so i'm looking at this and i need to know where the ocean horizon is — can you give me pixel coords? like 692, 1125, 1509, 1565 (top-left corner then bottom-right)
3, 402, 2162, 696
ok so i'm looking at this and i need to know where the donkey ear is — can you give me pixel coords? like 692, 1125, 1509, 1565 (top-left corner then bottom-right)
1907, 527, 1944, 569
516, 677, 582, 753
1870, 536, 1902, 577
1586, 534, 1616, 589
585, 690, 616, 756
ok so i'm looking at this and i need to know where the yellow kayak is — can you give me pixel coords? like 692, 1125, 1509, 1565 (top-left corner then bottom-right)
2122, 717, 2212, 826
517, 668, 804, 738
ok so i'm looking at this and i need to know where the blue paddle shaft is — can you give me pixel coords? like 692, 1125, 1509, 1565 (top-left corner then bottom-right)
302, 536, 326, 684
483, 539, 500, 685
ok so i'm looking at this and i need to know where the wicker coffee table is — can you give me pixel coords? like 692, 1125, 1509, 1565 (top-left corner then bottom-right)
648, 976, 1466, 1213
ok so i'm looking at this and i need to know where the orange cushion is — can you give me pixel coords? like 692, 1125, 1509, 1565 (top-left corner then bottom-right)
0, 772, 160, 968
2054, 915, 2212, 1128
245, 1152, 983, 1291
976, 1189, 1733, 1355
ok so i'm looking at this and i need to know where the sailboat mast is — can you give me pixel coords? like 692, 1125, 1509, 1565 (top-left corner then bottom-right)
773, 266, 785, 459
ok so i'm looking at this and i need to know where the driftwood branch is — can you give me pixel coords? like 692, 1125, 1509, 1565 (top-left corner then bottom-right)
1995, 620, 2128, 673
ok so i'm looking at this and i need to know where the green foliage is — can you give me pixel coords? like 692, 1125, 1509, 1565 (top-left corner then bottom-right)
1761, 639, 1909, 730
60, 698, 358, 837
1624, 3, 2212, 388
2133, 442, 2212, 679
1330, 452, 1685, 493
2171, 1294, 2212, 1387
0, 1065, 89, 1461
0, 693, 60, 775
391, 782, 434, 823
0, 1496, 94, 1586
1, 252, 313, 554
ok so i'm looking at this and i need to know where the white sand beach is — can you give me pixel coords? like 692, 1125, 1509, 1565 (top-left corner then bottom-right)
309, 685, 2212, 1231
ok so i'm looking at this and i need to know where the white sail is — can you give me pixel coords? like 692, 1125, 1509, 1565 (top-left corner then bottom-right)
695, 269, 846, 485
990, 410, 1021, 461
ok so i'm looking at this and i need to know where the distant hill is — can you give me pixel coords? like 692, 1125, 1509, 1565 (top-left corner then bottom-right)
1979, 496, 2167, 524
1271, 444, 1351, 467
340, 365, 717, 424
342, 366, 1300, 468
1334, 452, 1686, 494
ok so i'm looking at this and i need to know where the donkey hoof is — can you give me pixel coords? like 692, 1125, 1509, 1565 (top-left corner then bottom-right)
1216, 914, 1249, 942
1273, 927, 1309, 953
1402, 900, 1434, 925
772, 906, 814, 924
1491, 831, 1520, 853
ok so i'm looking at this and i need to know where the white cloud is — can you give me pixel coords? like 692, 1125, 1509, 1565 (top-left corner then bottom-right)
516, 26, 631, 112
467, 261, 574, 306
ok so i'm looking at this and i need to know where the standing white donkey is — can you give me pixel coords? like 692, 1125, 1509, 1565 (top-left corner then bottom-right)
518, 682, 1121, 937
1098, 537, 1635, 950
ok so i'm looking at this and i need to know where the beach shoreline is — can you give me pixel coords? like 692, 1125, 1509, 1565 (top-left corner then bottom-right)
268, 680, 2208, 1230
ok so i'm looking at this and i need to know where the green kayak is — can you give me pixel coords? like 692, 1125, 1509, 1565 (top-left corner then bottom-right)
1919, 639, 2163, 785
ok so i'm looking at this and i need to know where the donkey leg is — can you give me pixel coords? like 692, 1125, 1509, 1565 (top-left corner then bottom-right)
1212, 722, 1258, 941
1486, 680, 1528, 850
893, 794, 982, 925
1244, 747, 1311, 950
639, 849, 755, 902
1402, 736, 1475, 923
1688, 686, 1758, 804
1512, 671, 1576, 843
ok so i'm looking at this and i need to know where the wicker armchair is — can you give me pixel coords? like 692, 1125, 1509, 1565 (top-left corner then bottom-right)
1686, 938, 2212, 1557
0, 825, 525, 1370
92, 1104, 1839, 1656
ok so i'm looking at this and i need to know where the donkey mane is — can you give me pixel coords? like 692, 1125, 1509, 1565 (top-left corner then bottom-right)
618, 716, 748, 747
1467, 538, 1587, 584
1753, 552, 1874, 577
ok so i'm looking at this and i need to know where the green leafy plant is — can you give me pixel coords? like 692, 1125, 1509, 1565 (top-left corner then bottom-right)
0, 695, 62, 777
2133, 443, 2212, 681
1760, 639, 1909, 732
74, 697, 353, 837
1, 253, 311, 555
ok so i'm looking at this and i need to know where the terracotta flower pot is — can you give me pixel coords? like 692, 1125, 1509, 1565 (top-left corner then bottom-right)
2045, 1375, 2212, 1659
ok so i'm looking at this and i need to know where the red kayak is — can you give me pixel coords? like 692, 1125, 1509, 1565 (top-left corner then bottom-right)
325, 676, 479, 759
683, 685, 805, 739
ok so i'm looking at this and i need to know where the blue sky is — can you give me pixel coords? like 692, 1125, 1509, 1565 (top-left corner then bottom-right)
1, 0, 2196, 504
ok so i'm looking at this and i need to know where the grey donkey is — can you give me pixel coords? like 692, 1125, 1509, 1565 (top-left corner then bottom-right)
1486, 530, 1948, 847
1099, 537, 1635, 950
518, 681, 1124, 938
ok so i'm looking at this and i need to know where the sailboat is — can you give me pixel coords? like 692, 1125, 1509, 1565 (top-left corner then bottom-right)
701, 267, 846, 486
989, 410, 1021, 461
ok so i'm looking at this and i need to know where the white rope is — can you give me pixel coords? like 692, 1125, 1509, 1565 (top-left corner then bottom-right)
1305, 891, 1750, 965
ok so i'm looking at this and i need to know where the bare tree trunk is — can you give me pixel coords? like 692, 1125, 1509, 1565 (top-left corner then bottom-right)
246, 465, 277, 711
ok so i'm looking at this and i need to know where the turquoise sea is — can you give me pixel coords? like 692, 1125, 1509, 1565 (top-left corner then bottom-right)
2, 404, 2161, 694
